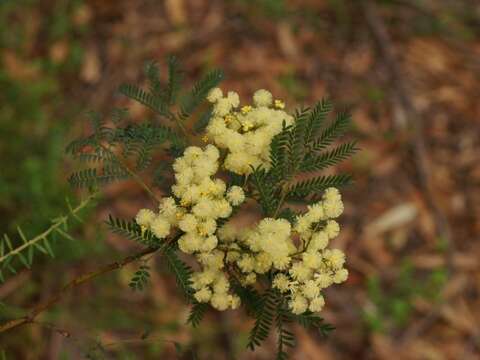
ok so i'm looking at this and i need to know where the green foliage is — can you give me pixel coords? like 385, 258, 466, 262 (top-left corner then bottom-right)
231, 280, 263, 316
294, 312, 335, 337
245, 291, 329, 359
300, 142, 358, 172
0, 1, 89, 269
129, 265, 151, 291
193, 106, 213, 134
119, 83, 172, 119
163, 245, 194, 301
67, 57, 224, 194
178, 69, 224, 120
187, 302, 209, 327
164, 56, 183, 105
0, 194, 95, 283
275, 301, 295, 360
364, 261, 448, 333
250, 102, 355, 214
247, 290, 278, 351
287, 173, 352, 200
311, 111, 352, 152
250, 166, 279, 216
304, 99, 333, 143
106, 216, 160, 248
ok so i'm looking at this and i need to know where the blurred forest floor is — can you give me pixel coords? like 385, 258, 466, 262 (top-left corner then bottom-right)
0, 0, 479, 359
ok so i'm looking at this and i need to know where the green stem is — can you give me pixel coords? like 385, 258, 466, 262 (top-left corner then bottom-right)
101, 144, 160, 204
0, 193, 96, 265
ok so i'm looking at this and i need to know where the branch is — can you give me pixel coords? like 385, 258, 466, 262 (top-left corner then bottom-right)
100, 144, 161, 204
0, 193, 97, 265
0, 245, 159, 333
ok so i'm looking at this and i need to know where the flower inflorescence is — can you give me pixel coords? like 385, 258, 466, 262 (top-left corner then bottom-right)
67, 61, 355, 359
206, 88, 294, 175
135, 88, 348, 315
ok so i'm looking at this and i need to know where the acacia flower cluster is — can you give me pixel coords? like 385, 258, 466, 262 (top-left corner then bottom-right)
135, 88, 348, 315
218, 187, 347, 314
136, 144, 245, 310
206, 88, 294, 174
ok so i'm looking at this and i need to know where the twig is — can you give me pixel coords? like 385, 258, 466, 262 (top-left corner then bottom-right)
272, 184, 289, 218
31, 320, 72, 338
0, 193, 97, 265
0, 245, 160, 333
100, 143, 160, 204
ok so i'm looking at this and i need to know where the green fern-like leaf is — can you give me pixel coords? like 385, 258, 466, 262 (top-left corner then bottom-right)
276, 303, 295, 360
311, 111, 351, 151
106, 216, 160, 247
231, 279, 262, 316
277, 208, 297, 224
65, 135, 96, 156
68, 168, 99, 188
119, 83, 171, 119
111, 107, 129, 124
129, 265, 151, 291
247, 290, 278, 351
269, 122, 292, 181
178, 69, 223, 120
250, 167, 278, 216
187, 302, 209, 327
76, 149, 111, 164
164, 56, 183, 105
163, 246, 194, 301
293, 312, 335, 337
289, 107, 310, 168
144, 61, 162, 96
287, 174, 352, 199
0, 196, 94, 283
101, 163, 130, 183
304, 98, 333, 143
300, 141, 358, 173
193, 106, 213, 134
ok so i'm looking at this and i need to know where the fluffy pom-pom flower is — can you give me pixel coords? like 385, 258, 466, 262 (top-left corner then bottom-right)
150, 215, 171, 239
226, 185, 245, 206
253, 89, 273, 107
135, 209, 155, 227
207, 87, 223, 103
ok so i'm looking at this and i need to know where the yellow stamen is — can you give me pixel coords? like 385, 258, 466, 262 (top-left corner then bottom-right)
274, 99, 285, 109
241, 105, 252, 114
242, 120, 253, 131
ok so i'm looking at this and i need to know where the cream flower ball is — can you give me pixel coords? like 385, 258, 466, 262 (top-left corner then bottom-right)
226, 185, 245, 206
289, 294, 308, 315
253, 89, 273, 107
135, 208, 156, 227
207, 87, 223, 103
150, 215, 171, 239
308, 295, 325, 312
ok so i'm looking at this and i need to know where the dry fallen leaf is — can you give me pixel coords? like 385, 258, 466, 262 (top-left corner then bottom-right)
365, 203, 418, 236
